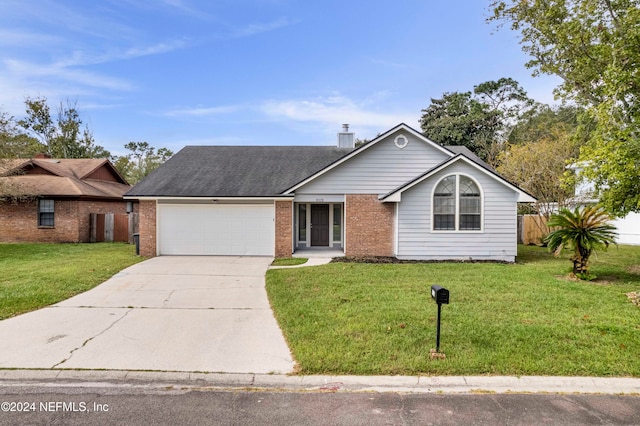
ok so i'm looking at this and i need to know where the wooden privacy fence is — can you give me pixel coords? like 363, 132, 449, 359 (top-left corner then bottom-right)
90, 213, 139, 243
517, 214, 549, 245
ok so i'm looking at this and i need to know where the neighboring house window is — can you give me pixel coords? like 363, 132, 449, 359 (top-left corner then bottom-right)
433, 175, 482, 231
38, 199, 55, 227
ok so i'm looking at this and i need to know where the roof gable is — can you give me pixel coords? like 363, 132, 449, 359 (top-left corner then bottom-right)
0, 157, 130, 198
85, 162, 128, 183
380, 154, 537, 203
32, 159, 114, 179
25, 164, 57, 175
282, 123, 454, 194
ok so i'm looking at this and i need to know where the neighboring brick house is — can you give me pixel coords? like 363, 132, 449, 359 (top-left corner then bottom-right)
126, 123, 536, 261
0, 155, 132, 243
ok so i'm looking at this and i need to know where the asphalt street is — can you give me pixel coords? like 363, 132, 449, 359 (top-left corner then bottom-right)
0, 384, 639, 425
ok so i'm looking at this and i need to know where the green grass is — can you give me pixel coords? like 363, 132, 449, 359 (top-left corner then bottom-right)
266, 245, 640, 376
0, 243, 145, 320
271, 258, 309, 267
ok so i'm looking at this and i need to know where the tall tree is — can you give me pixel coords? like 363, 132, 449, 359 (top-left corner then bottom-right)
497, 127, 579, 221
113, 141, 173, 184
419, 78, 534, 165
18, 97, 110, 159
0, 111, 43, 158
488, 0, 640, 216
474, 77, 534, 128
0, 111, 41, 201
508, 104, 585, 146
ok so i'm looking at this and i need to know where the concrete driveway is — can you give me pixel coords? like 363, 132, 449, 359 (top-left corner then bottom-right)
0, 256, 295, 374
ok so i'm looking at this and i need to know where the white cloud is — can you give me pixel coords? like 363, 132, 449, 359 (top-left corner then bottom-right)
260, 95, 416, 130
163, 104, 242, 117
232, 17, 298, 38
123, 40, 188, 59
257, 94, 423, 144
0, 78, 33, 115
2, 0, 137, 42
3, 59, 134, 92
0, 29, 63, 47
53, 39, 189, 68
160, 0, 209, 18
81, 102, 125, 111
368, 58, 409, 69
0, 36, 188, 106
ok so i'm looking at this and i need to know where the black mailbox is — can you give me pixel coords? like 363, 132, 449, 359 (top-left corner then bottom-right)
431, 285, 449, 304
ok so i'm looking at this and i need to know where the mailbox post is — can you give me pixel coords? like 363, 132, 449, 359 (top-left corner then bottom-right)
430, 285, 449, 353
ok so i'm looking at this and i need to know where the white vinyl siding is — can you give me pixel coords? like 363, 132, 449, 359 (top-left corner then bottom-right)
296, 133, 450, 195
157, 204, 275, 256
396, 162, 518, 262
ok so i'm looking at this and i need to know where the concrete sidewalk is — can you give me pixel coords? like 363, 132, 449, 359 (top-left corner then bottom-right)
0, 370, 639, 395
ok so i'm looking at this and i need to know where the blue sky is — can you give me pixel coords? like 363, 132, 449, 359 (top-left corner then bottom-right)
0, 0, 562, 156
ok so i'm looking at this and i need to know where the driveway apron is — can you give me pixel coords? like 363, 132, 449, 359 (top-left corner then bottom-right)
0, 256, 295, 374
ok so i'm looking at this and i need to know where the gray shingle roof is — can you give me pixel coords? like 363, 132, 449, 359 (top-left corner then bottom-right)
444, 146, 493, 170
126, 146, 353, 197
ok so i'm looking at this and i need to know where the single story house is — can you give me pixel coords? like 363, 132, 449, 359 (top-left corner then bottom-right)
126, 123, 535, 261
0, 154, 132, 243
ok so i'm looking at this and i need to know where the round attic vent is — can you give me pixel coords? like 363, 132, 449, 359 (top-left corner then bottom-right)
394, 134, 409, 149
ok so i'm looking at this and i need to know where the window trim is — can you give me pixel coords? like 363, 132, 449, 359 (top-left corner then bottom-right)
38, 199, 55, 228
431, 174, 483, 233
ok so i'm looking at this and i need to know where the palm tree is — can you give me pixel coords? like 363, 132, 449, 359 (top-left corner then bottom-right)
544, 205, 617, 277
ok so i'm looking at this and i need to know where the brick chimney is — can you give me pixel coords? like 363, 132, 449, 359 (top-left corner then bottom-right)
337, 124, 355, 148
34, 153, 52, 159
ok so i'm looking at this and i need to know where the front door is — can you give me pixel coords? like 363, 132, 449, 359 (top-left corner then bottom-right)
310, 204, 330, 246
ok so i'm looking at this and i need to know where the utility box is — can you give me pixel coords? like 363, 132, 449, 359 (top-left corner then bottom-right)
431, 285, 449, 305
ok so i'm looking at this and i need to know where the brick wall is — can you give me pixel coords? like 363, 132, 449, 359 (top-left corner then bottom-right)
0, 199, 79, 242
345, 194, 395, 257
139, 200, 157, 257
0, 199, 130, 243
77, 200, 129, 242
275, 200, 293, 258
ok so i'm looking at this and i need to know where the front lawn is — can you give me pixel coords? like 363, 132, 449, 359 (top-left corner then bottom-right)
0, 243, 144, 320
266, 245, 640, 376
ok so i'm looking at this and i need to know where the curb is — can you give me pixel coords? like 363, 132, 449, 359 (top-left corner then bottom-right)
1, 370, 639, 395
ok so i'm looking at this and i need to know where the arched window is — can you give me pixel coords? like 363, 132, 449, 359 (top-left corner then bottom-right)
433, 175, 482, 231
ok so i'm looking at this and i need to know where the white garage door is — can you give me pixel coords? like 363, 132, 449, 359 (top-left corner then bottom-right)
158, 204, 275, 256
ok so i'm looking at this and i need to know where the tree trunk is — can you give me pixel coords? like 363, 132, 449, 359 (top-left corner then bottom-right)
572, 248, 591, 276
572, 258, 585, 275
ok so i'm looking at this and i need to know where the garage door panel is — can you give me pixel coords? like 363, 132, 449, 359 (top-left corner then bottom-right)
158, 204, 275, 256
